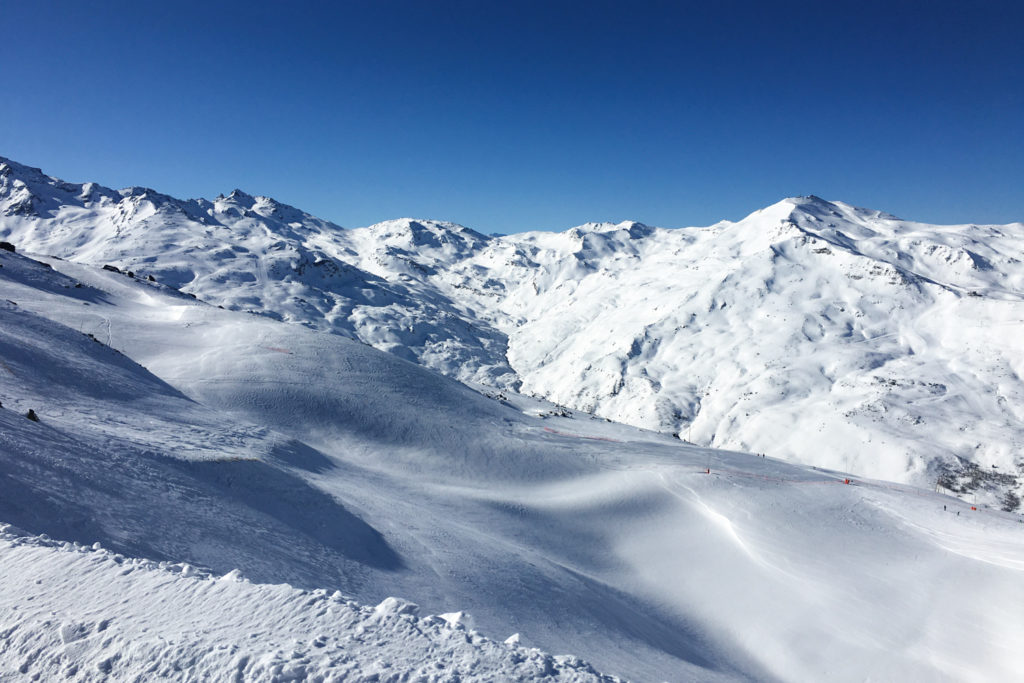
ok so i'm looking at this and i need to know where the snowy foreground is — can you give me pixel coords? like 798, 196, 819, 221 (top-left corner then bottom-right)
0, 525, 611, 681
2, 156, 1023, 505
2, 237, 1024, 680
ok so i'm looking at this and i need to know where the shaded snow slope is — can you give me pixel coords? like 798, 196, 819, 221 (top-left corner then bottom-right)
0, 525, 615, 682
3, 248, 1024, 681
3, 157, 1022, 502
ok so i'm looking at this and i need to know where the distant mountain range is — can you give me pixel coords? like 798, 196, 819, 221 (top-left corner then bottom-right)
3, 155, 1022, 504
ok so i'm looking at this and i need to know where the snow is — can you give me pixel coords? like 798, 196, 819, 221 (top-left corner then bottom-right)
3, 158, 1022, 506
0, 524, 615, 682
2, 242, 1024, 681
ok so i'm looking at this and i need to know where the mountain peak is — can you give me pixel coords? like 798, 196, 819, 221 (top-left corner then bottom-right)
780, 195, 901, 223
734, 196, 897, 230
756, 195, 842, 217
787, 194, 831, 206
0, 156, 47, 180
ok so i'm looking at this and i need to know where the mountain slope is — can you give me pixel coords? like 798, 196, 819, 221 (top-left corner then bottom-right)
3, 245, 1024, 681
2, 156, 1022, 505
450, 199, 1024, 496
0, 248, 754, 681
0, 158, 517, 387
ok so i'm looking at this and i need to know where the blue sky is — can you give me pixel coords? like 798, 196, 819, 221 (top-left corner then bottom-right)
3, 1, 1022, 233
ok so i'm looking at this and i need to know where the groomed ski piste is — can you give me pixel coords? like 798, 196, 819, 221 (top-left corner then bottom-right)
2, 241, 1024, 681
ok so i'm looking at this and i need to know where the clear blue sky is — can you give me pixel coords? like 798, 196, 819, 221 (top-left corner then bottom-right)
3, 0, 1022, 233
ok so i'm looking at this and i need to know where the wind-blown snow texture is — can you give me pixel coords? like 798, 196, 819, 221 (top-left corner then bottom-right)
3, 156, 1022, 505
1, 214, 1024, 680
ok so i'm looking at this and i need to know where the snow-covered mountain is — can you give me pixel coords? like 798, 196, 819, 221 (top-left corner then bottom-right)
3, 241, 1024, 681
2, 155, 1022, 507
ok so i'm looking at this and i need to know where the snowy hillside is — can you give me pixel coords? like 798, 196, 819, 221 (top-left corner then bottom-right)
2, 243, 1024, 681
468, 202, 1024, 501
0, 158, 518, 387
3, 157, 1024, 495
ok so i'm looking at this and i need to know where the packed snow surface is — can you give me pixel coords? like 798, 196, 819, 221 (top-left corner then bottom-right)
2, 156, 1022, 505
2, 243, 1024, 681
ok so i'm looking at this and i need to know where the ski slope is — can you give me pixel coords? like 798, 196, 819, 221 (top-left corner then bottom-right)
2, 246, 1023, 681
2, 156, 1022, 505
